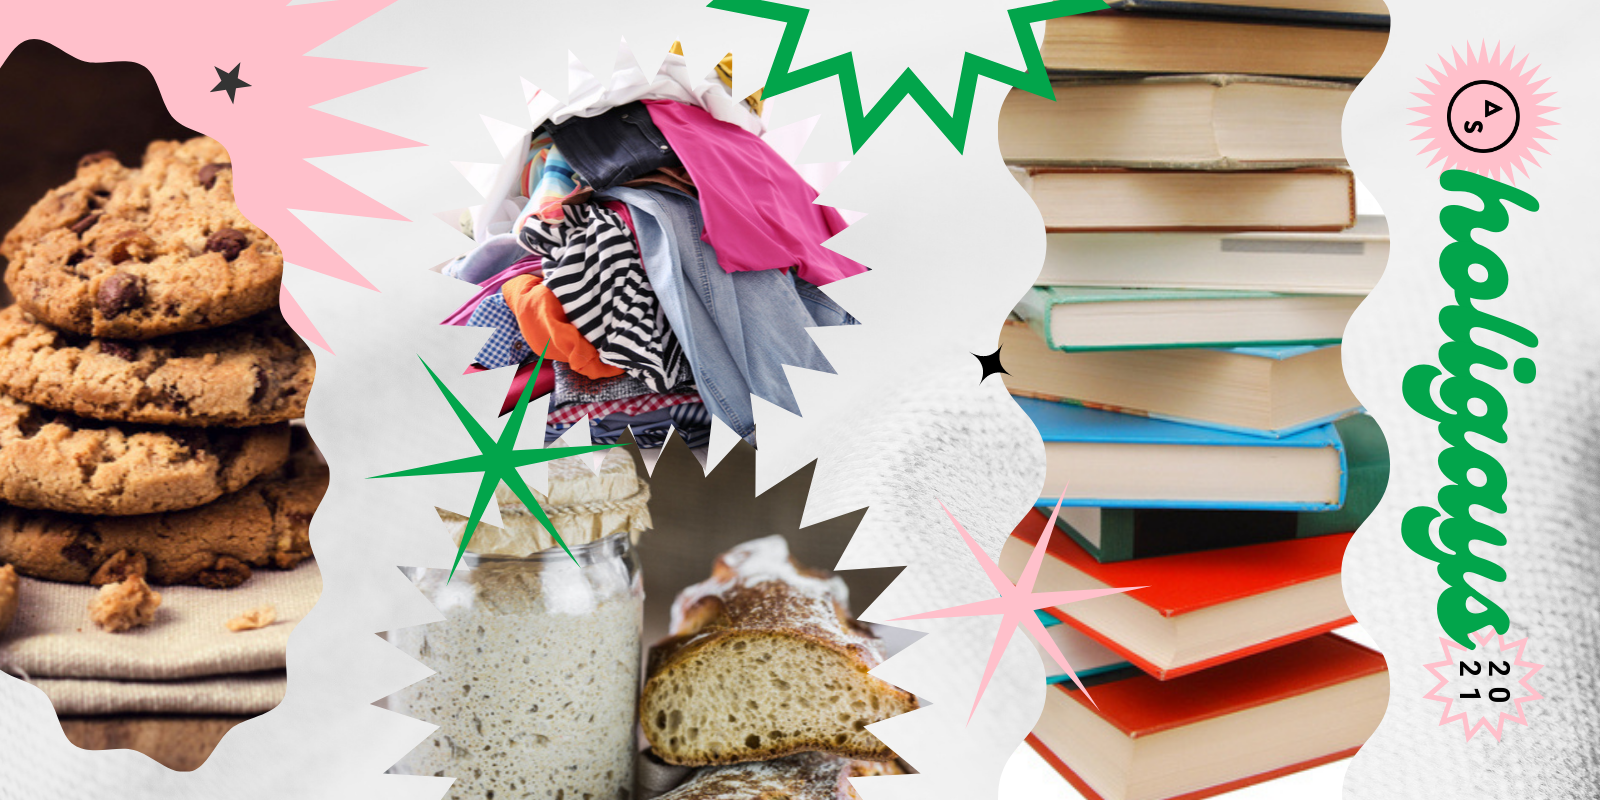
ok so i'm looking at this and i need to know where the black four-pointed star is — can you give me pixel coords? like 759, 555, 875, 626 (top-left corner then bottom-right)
974, 346, 1009, 382
211, 63, 251, 103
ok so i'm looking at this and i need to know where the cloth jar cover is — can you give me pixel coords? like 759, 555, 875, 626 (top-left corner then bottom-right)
436, 448, 651, 557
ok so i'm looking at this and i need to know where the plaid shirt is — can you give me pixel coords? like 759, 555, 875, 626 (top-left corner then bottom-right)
465, 291, 530, 370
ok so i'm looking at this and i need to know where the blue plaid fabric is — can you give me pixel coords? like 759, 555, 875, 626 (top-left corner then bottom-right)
465, 291, 531, 370
546, 402, 712, 449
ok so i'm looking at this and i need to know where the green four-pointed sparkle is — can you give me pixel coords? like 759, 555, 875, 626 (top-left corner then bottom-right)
372, 345, 624, 578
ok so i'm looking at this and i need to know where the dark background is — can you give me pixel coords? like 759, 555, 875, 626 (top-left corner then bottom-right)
0, 39, 197, 303
638, 442, 901, 645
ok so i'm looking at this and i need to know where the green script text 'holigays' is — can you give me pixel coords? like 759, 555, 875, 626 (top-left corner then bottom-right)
1400, 169, 1539, 650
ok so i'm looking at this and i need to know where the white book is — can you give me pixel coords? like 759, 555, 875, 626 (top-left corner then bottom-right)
1037, 216, 1388, 295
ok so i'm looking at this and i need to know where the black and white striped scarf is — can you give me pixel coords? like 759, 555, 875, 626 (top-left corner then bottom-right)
519, 204, 689, 393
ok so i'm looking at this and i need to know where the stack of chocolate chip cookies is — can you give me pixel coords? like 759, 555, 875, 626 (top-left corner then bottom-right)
0, 136, 323, 595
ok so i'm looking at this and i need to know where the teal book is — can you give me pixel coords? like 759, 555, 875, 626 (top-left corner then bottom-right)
999, 320, 1360, 439
1054, 414, 1387, 562
1033, 611, 1133, 685
1021, 396, 1348, 512
1016, 285, 1360, 352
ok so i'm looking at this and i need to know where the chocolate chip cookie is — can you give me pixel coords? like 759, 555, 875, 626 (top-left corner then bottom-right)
0, 305, 314, 427
1, 137, 282, 339
0, 393, 290, 516
0, 564, 17, 635
0, 431, 325, 587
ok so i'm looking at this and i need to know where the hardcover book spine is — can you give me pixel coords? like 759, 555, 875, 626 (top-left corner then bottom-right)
1105, 0, 1392, 28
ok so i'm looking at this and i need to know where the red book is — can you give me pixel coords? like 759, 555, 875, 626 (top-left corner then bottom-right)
1002, 508, 1353, 679
1028, 634, 1388, 800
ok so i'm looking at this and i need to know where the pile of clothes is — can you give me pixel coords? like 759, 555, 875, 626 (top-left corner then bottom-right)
443, 52, 862, 449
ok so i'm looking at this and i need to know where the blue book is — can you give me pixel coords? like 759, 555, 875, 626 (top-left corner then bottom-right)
1034, 611, 1133, 685
1019, 396, 1348, 512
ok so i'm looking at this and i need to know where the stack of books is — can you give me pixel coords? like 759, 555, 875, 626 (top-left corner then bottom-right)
999, 2, 1391, 799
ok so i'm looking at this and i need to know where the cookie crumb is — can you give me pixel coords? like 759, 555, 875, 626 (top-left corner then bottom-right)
0, 564, 19, 635
226, 604, 277, 632
88, 575, 161, 633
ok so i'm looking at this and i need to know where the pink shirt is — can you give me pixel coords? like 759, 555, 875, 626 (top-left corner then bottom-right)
643, 99, 867, 286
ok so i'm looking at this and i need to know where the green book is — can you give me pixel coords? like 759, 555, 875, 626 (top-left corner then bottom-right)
1055, 414, 1388, 562
1016, 285, 1360, 352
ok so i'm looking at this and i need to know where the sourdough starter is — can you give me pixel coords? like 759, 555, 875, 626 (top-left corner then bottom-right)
391, 554, 641, 799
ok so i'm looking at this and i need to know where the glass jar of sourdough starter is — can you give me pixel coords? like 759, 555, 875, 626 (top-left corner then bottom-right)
391, 531, 644, 800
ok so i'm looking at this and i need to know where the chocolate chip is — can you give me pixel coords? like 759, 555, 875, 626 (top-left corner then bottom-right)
98, 341, 137, 361
250, 366, 271, 404
96, 272, 144, 318
62, 532, 101, 567
205, 228, 249, 261
198, 162, 232, 190
162, 387, 190, 411
196, 556, 251, 588
91, 551, 148, 586
78, 151, 118, 170
16, 412, 44, 438
65, 250, 87, 267
69, 213, 101, 235
167, 429, 206, 455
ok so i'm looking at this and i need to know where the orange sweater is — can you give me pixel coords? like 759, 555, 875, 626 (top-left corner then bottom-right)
501, 274, 623, 379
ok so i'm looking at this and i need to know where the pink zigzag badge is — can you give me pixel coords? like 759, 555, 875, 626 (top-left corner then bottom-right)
892, 490, 1142, 723
1409, 42, 1558, 182
1422, 628, 1543, 742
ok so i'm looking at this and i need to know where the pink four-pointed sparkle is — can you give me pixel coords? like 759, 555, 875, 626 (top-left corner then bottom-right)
892, 491, 1143, 722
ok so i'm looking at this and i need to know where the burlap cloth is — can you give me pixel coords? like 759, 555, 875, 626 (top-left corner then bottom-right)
27, 671, 285, 715
0, 562, 319, 697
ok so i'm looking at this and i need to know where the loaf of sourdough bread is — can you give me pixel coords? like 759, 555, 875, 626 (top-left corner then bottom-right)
641, 536, 917, 766
655, 751, 903, 800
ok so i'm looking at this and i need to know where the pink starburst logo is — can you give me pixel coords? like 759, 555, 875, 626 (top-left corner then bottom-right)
1422, 628, 1543, 742
892, 492, 1141, 722
1409, 43, 1558, 182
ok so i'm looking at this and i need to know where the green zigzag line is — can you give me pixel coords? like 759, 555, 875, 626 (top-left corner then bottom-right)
709, 0, 1102, 153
